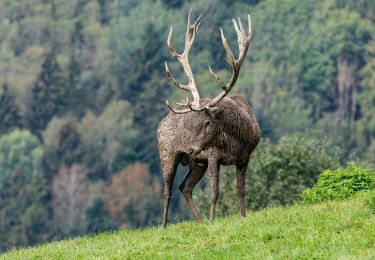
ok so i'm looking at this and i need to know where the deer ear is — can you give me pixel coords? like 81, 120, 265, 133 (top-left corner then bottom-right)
208, 107, 222, 119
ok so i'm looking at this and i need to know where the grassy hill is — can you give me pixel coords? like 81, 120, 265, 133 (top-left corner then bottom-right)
1, 194, 374, 259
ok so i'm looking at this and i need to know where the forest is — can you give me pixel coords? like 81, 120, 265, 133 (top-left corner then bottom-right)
0, 0, 374, 251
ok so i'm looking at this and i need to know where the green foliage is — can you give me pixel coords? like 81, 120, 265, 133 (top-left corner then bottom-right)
297, 7, 372, 118
355, 39, 375, 161
109, 0, 169, 98
25, 50, 70, 138
0, 130, 43, 184
42, 117, 85, 180
161, 0, 185, 9
85, 198, 115, 234
235, 0, 374, 159
79, 100, 139, 177
0, 130, 49, 251
261, 91, 312, 140
3, 194, 375, 259
109, 1, 173, 172
303, 163, 375, 203
195, 136, 339, 216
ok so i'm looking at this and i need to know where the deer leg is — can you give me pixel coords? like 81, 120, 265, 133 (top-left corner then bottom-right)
161, 158, 178, 228
179, 164, 207, 221
208, 156, 220, 222
236, 163, 248, 217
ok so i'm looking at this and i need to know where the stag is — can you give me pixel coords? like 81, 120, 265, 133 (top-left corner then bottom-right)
157, 10, 260, 227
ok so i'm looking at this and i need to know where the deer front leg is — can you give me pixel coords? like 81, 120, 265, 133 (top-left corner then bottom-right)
208, 153, 220, 222
161, 157, 178, 228
179, 163, 207, 221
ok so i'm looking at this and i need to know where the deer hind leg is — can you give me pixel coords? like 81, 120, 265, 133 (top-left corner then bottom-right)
236, 163, 248, 217
161, 156, 178, 228
179, 163, 207, 221
208, 157, 220, 222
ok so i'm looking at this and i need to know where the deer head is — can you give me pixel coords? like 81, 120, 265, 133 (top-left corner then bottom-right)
164, 9, 253, 114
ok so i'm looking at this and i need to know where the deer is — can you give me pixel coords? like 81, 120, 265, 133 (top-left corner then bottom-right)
157, 10, 260, 227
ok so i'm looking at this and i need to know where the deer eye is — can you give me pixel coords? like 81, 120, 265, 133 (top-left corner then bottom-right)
204, 120, 211, 127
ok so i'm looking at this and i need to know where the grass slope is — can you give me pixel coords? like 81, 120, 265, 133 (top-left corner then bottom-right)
2, 194, 375, 259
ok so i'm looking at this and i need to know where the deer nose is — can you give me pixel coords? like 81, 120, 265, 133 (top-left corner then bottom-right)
188, 144, 201, 156
187, 148, 194, 155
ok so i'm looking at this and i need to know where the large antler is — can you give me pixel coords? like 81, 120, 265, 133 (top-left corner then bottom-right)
206, 15, 252, 108
165, 9, 202, 113
165, 12, 252, 114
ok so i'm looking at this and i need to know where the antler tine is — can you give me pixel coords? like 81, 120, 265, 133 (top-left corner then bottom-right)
238, 17, 245, 38
237, 14, 252, 63
233, 18, 245, 55
248, 14, 252, 38
165, 100, 192, 114
167, 27, 178, 58
220, 28, 235, 65
209, 66, 226, 90
184, 9, 193, 51
165, 62, 192, 92
202, 14, 252, 109
165, 9, 202, 114
184, 9, 201, 55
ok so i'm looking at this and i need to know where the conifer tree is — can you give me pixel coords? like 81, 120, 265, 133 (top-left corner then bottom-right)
0, 84, 22, 135
25, 50, 69, 138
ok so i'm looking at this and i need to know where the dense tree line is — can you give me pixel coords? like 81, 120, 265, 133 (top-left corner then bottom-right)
0, 0, 374, 251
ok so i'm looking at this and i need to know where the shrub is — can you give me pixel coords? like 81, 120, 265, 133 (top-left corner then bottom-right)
195, 136, 339, 217
303, 163, 375, 204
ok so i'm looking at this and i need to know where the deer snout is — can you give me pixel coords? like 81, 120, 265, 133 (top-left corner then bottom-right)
187, 144, 201, 156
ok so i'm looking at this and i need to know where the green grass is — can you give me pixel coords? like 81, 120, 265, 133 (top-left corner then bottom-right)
2, 194, 375, 259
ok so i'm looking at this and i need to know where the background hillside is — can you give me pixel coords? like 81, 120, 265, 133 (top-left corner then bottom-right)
0, 0, 374, 251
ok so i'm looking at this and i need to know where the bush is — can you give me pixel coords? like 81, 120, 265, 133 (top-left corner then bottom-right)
194, 136, 339, 217
303, 163, 375, 204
